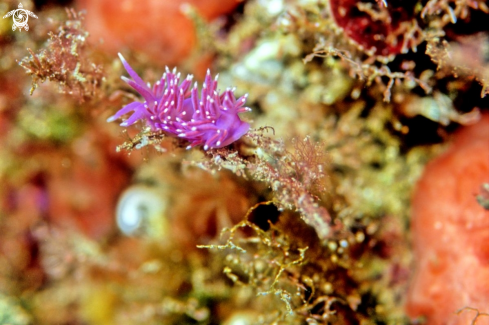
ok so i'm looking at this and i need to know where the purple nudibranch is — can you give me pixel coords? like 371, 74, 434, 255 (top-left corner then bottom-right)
108, 53, 251, 150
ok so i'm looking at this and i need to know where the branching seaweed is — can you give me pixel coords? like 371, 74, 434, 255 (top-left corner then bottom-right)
198, 201, 375, 324
199, 211, 325, 322
421, 0, 489, 26
119, 126, 335, 243
19, 9, 104, 102
304, 40, 432, 102
426, 33, 489, 97
201, 128, 335, 242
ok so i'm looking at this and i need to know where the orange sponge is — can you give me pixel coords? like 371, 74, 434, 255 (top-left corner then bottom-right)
77, 0, 240, 66
406, 115, 489, 325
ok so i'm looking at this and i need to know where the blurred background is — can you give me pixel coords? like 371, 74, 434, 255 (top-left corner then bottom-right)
0, 0, 488, 324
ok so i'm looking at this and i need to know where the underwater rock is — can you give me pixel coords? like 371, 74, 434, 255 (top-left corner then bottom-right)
406, 115, 489, 325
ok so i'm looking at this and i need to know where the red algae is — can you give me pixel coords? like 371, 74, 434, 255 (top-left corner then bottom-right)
77, 0, 240, 66
329, 0, 419, 57
406, 115, 489, 325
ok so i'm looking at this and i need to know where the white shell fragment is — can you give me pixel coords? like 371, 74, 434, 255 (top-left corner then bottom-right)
116, 185, 168, 237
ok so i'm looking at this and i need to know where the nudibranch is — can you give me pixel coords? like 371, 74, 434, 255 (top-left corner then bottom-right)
108, 54, 251, 150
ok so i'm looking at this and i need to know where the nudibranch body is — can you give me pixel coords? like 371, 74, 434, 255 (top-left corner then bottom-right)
108, 54, 251, 150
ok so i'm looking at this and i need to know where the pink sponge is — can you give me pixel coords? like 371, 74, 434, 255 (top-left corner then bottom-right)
406, 115, 489, 325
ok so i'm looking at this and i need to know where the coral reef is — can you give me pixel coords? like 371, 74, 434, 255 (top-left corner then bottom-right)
0, 0, 488, 324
